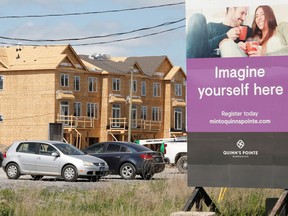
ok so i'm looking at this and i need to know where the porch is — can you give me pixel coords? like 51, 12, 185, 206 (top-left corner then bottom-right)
56, 114, 95, 149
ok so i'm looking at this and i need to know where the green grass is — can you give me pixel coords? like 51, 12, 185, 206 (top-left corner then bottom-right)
0, 177, 283, 216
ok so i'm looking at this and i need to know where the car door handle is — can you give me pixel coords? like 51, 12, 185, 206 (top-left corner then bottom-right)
115, 156, 121, 159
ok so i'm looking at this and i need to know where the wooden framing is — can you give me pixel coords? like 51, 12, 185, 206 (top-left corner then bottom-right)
0, 45, 186, 149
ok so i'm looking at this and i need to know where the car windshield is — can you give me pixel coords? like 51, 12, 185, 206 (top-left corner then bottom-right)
53, 143, 84, 155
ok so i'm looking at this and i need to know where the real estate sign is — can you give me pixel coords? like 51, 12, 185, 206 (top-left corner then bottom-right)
186, 0, 288, 188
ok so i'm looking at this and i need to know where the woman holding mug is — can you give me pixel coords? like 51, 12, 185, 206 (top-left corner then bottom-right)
219, 5, 288, 57
248, 5, 288, 56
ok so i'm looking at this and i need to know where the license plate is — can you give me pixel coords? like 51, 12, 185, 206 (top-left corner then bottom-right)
154, 157, 160, 162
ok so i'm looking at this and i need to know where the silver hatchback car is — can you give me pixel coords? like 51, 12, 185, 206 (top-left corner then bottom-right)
2, 140, 109, 182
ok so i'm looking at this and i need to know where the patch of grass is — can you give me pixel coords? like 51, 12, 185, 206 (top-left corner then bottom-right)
0, 177, 284, 216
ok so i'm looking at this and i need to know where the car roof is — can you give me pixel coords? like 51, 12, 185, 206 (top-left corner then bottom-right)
12, 140, 67, 145
89, 141, 152, 151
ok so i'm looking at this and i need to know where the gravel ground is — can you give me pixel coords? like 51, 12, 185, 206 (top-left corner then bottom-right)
0, 166, 185, 190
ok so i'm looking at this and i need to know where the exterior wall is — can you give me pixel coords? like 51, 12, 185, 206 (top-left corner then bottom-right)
102, 70, 168, 141
0, 49, 186, 148
0, 70, 55, 146
171, 71, 187, 133
156, 59, 173, 74
54, 67, 101, 143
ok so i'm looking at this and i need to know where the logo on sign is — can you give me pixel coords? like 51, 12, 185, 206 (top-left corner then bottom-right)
222, 139, 258, 158
236, 140, 245, 149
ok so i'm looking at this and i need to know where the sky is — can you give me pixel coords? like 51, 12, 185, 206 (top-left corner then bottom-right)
0, 0, 186, 70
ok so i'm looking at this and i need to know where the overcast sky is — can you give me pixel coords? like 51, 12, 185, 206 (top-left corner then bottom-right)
0, 0, 186, 70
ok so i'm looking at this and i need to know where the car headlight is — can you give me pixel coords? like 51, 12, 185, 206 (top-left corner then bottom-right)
83, 161, 94, 167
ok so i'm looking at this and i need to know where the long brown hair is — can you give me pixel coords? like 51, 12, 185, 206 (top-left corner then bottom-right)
251, 5, 277, 45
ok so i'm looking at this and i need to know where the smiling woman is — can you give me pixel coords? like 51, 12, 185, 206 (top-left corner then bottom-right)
250, 5, 288, 56
219, 5, 288, 57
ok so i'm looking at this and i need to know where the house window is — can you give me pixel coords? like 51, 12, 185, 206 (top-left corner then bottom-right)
112, 78, 120, 91
152, 107, 161, 121
0, 75, 3, 90
133, 80, 137, 92
141, 81, 146, 96
141, 106, 147, 120
74, 76, 80, 91
132, 105, 137, 128
174, 108, 183, 130
112, 104, 121, 127
60, 74, 69, 87
88, 77, 97, 92
87, 103, 98, 119
153, 82, 161, 97
74, 102, 82, 116
175, 84, 182, 96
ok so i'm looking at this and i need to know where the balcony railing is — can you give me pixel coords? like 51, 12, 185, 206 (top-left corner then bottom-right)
56, 115, 161, 132
56, 114, 95, 129
108, 118, 161, 132
137, 119, 161, 131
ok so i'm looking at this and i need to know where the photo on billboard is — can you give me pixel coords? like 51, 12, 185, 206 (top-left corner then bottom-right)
186, 0, 288, 188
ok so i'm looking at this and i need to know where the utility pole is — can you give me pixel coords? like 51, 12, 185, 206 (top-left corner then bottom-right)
127, 67, 133, 142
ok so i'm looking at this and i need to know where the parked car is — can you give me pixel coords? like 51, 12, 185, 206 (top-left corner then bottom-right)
0, 151, 3, 167
83, 141, 165, 180
2, 140, 109, 182
136, 137, 187, 173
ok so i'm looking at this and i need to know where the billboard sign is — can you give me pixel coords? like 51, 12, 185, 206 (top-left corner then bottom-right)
186, 0, 288, 188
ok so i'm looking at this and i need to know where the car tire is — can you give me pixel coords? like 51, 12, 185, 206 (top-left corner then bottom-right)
140, 172, 154, 180
88, 176, 100, 182
176, 155, 188, 173
6, 163, 21, 179
119, 163, 136, 180
62, 165, 78, 182
31, 175, 44, 180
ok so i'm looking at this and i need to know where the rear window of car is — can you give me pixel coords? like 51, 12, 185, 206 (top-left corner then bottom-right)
130, 144, 152, 152
85, 144, 105, 153
16, 143, 37, 154
106, 144, 121, 152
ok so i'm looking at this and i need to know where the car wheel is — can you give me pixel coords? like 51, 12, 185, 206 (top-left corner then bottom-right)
6, 163, 21, 179
88, 176, 100, 182
31, 175, 44, 180
176, 155, 188, 173
62, 165, 78, 182
140, 172, 154, 180
119, 163, 136, 180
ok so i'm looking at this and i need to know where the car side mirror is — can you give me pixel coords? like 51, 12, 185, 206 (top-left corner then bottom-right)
52, 152, 60, 157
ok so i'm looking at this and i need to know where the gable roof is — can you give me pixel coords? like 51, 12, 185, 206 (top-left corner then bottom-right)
0, 45, 87, 71
164, 66, 186, 80
112, 56, 168, 76
79, 54, 144, 75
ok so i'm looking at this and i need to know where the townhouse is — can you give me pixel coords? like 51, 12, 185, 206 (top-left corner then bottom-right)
0, 45, 186, 149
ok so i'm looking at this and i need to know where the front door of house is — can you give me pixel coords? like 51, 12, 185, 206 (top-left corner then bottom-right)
60, 101, 69, 125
